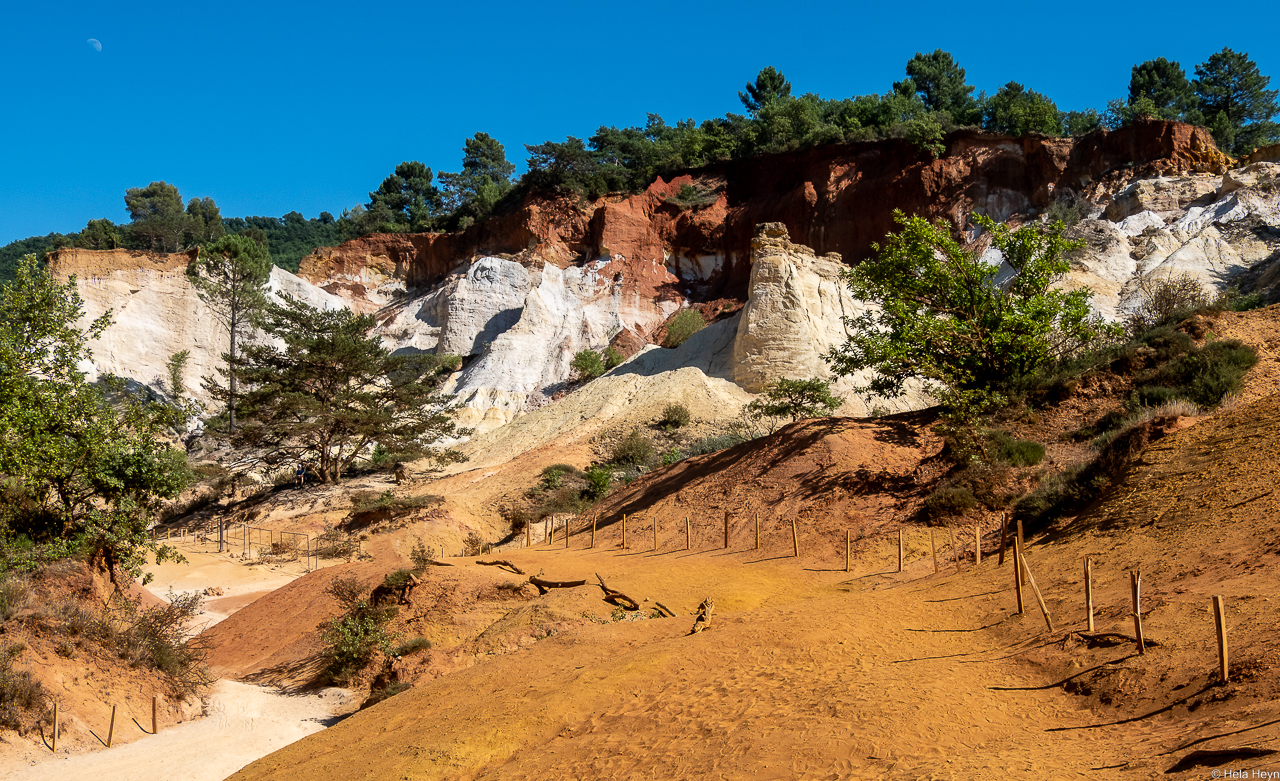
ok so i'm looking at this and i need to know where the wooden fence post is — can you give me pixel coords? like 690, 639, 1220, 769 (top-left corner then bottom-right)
898, 529, 904, 573
107, 703, 117, 747
653, 517, 658, 552
723, 512, 729, 550
1085, 557, 1094, 632
948, 526, 960, 573
1213, 595, 1229, 683
545, 518, 550, 546
1020, 549, 1054, 631
845, 530, 850, 573
791, 519, 799, 558
973, 524, 981, 565
998, 512, 1009, 566
1015, 520, 1025, 585
526, 522, 531, 549
591, 516, 597, 549
754, 513, 760, 551
622, 514, 627, 549
565, 519, 570, 549
1131, 570, 1145, 654
685, 516, 690, 551
1013, 536, 1025, 614
930, 529, 939, 574
51, 702, 57, 752
152, 694, 158, 734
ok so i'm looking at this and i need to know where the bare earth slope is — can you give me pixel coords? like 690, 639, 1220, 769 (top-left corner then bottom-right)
223, 376, 1280, 779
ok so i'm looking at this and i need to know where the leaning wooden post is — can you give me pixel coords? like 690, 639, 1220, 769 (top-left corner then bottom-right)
51, 702, 57, 752
1013, 536, 1025, 614
621, 514, 627, 549
1085, 557, 1095, 632
723, 512, 730, 550
590, 516, 597, 549
845, 530, 850, 573
526, 522, 531, 549
1021, 549, 1054, 631
685, 516, 690, 551
973, 524, 981, 565
791, 519, 799, 558
1131, 570, 1145, 654
151, 694, 158, 734
565, 519, 570, 549
948, 525, 960, 573
545, 518, 550, 546
653, 517, 658, 552
1213, 595, 1229, 683
930, 529, 939, 574
1015, 519, 1025, 585
997, 512, 1009, 566
754, 513, 760, 551
898, 528, 904, 573
107, 703, 117, 747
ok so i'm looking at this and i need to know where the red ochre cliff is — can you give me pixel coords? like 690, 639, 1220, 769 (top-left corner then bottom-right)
300, 120, 1229, 306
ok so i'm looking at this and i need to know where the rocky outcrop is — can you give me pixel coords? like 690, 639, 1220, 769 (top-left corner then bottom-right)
47, 248, 346, 406
732, 224, 855, 392
298, 122, 1230, 307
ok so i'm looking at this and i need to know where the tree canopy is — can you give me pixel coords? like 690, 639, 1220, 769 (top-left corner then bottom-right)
825, 211, 1118, 414
438, 132, 517, 224
234, 295, 468, 483
0, 256, 188, 581
1193, 48, 1279, 155
739, 66, 792, 115
905, 49, 978, 123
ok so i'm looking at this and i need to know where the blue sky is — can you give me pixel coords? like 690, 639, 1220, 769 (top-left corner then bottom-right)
1, 0, 1276, 246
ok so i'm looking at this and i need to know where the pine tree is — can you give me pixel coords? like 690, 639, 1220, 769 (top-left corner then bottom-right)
739, 67, 792, 115
1194, 48, 1279, 155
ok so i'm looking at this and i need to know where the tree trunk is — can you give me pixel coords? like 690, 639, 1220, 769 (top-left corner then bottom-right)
228, 319, 238, 433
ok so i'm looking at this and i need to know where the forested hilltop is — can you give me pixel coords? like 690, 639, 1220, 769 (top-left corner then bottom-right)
4, 49, 1277, 283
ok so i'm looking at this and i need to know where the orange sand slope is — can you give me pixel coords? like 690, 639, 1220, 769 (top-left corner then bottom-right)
224, 389, 1280, 780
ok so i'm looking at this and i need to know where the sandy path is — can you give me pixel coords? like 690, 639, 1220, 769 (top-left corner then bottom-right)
3, 681, 353, 781
144, 544, 311, 626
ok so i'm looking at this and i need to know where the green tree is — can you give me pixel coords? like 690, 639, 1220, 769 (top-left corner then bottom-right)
1193, 48, 1279, 155
186, 234, 272, 432
438, 132, 517, 221
905, 50, 978, 123
983, 82, 1063, 136
739, 66, 792, 115
124, 181, 188, 252
184, 197, 226, 246
570, 349, 606, 382
1129, 57, 1197, 121
746, 378, 843, 424
825, 211, 1118, 413
234, 295, 467, 483
0, 256, 188, 582
1063, 109, 1103, 136
76, 219, 121, 250
368, 161, 442, 232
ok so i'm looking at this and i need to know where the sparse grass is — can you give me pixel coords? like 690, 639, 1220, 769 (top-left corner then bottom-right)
0, 575, 31, 621
988, 431, 1045, 467
658, 403, 691, 430
394, 637, 432, 656
924, 486, 978, 519
663, 309, 705, 348
0, 643, 47, 734
611, 429, 654, 466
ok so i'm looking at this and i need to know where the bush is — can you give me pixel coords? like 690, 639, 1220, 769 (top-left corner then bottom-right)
0, 576, 31, 621
409, 538, 437, 571
611, 429, 654, 466
661, 448, 684, 466
663, 309, 705, 348
603, 347, 624, 369
666, 183, 718, 210
394, 636, 432, 656
0, 644, 47, 733
1142, 338, 1258, 407
924, 486, 977, 519
988, 432, 1045, 467
1122, 272, 1214, 334
95, 591, 213, 695
362, 680, 411, 710
324, 575, 370, 613
658, 403, 691, 430
746, 378, 843, 425
321, 611, 397, 686
584, 466, 611, 499
1045, 193, 1088, 227
570, 349, 606, 382
1216, 285, 1266, 312
462, 532, 485, 557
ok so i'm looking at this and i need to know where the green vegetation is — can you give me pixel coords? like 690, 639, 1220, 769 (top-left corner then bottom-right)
570, 349, 606, 382
611, 429, 655, 466
658, 403, 691, 430
233, 295, 468, 483
663, 309, 705, 348
319, 574, 398, 685
745, 378, 843, 426
826, 211, 1119, 422
164, 350, 191, 399
222, 212, 342, 273
0, 257, 189, 581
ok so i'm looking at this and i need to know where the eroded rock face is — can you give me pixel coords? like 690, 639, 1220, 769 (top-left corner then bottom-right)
732, 224, 854, 392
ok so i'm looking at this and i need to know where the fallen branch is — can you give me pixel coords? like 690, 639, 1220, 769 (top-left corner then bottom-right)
528, 576, 587, 595
476, 560, 525, 575
654, 601, 678, 618
1072, 631, 1161, 649
595, 573, 640, 611
688, 597, 714, 635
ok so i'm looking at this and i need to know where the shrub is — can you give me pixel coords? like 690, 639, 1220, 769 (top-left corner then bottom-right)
663, 309, 705, 348
1142, 338, 1258, 407
603, 347, 624, 369
96, 591, 213, 695
661, 448, 684, 467
0, 576, 31, 621
570, 349, 606, 382
408, 538, 437, 571
1122, 272, 1214, 333
584, 466, 611, 499
321, 611, 397, 686
324, 575, 370, 613
362, 680, 411, 710
611, 429, 654, 466
666, 183, 718, 210
394, 636, 432, 656
746, 378, 843, 425
1045, 193, 1088, 227
924, 486, 977, 518
0, 644, 47, 733
658, 403, 691, 430
462, 532, 485, 557
988, 432, 1045, 467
